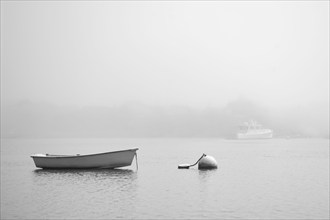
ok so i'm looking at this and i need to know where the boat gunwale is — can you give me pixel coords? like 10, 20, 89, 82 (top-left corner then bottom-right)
30, 148, 139, 159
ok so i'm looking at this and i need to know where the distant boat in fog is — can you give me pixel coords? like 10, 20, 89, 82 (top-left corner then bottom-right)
31, 148, 138, 169
237, 120, 273, 139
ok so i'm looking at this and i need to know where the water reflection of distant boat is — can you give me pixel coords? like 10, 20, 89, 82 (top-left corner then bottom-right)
237, 120, 273, 139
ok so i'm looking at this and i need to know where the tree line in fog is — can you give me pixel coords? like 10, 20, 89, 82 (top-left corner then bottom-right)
2, 98, 329, 138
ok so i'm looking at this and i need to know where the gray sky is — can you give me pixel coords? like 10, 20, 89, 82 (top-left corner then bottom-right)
1, 1, 329, 109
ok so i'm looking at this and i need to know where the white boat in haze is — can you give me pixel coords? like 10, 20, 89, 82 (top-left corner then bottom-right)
237, 120, 273, 139
31, 148, 138, 169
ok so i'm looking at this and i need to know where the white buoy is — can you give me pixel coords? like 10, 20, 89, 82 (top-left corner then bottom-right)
178, 164, 191, 169
198, 155, 218, 170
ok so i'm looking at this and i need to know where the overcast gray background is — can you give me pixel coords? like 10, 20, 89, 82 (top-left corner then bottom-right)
1, 1, 329, 138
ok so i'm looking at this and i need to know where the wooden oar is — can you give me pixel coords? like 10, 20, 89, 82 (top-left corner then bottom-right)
178, 154, 206, 169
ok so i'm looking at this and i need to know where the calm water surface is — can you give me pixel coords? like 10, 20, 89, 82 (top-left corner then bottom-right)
1, 138, 329, 219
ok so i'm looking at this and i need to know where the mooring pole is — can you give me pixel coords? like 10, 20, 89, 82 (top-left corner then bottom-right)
135, 152, 138, 171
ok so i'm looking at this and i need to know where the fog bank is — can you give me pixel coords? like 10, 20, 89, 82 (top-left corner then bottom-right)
1, 2, 329, 139
2, 99, 328, 138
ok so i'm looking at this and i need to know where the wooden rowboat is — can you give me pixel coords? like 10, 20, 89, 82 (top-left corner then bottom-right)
31, 148, 138, 169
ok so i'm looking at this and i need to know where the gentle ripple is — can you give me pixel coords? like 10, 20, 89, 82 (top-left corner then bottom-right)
1, 138, 329, 219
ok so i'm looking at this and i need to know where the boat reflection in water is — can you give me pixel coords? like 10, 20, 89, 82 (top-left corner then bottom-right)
237, 120, 273, 139
33, 168, 137, 180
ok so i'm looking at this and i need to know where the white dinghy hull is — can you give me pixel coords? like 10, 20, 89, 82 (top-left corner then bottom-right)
31, 148, 138, 169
